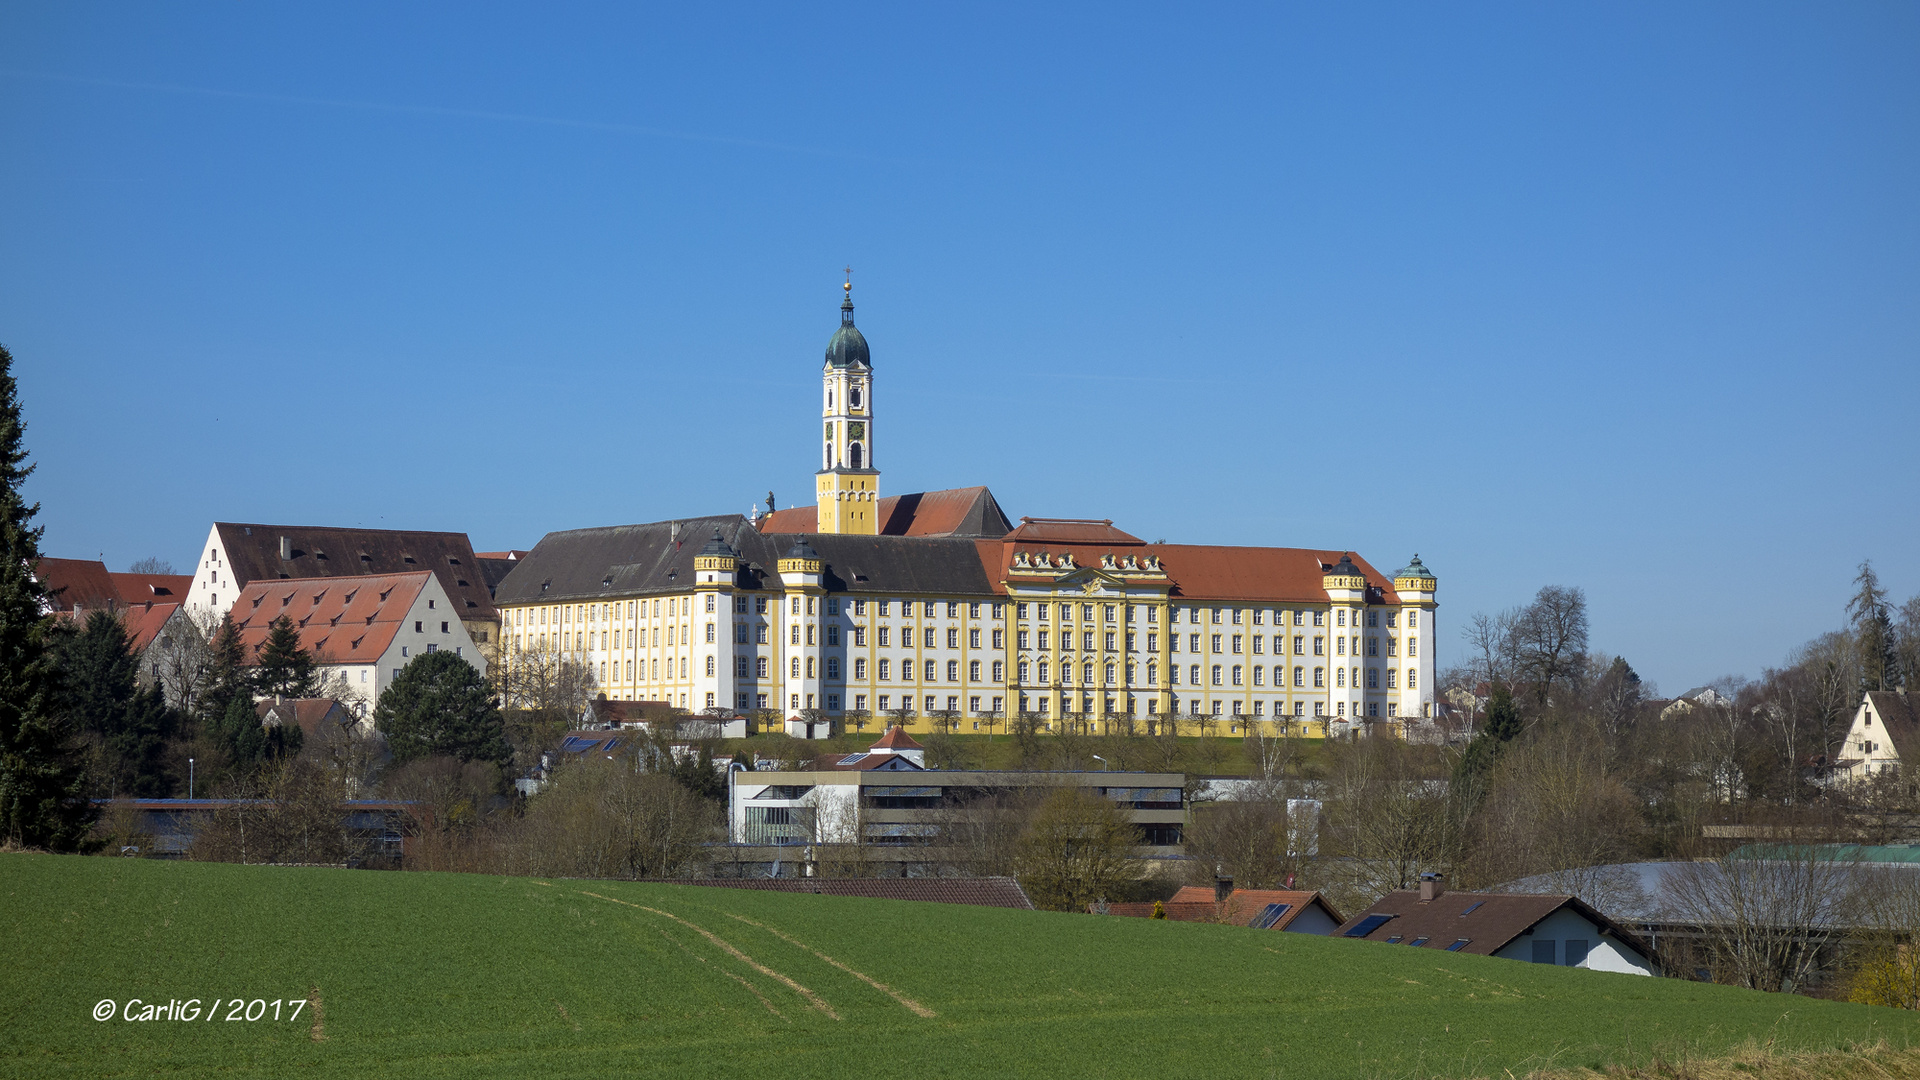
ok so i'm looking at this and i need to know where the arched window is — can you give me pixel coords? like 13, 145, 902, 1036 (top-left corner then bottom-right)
1313, 667, 1324, 688
1336, 668, 1346, 687
791, 657, 801, 678
1105, 662, 1116, 685
849, 442, 863, 469
850, 386, 862, 408
704, 656, 715, 677
806, 657, 816, 678
824, 442, 833, 468
1211, 665, 1222, 686
1083, 663, 1094, 684
756, 657, 768, 678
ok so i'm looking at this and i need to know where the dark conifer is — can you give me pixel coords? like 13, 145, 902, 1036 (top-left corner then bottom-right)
54, 610, 178, 797
0, 343, 97, 848
253, 614, 314, 699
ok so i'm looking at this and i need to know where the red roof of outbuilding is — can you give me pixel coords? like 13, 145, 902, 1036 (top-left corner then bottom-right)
869, 725, 924, 750
110, 572, 193, 604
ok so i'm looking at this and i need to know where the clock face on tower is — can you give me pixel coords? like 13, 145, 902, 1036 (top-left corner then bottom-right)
849, 422, 865, 440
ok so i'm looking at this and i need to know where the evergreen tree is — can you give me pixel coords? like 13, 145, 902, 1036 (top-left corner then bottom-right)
375, 652, 511, 768
1850, 561, 1900, 692
54, 610, 178, 797
207, 688, 301, 778
0, 343, 96, 848
253, 614, 314, 699
1451, 681, 1524, 809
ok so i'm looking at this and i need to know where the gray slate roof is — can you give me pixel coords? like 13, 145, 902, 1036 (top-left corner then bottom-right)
493, 515, 998, 605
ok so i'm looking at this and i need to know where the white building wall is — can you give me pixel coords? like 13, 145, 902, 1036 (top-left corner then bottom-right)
1489, 907, 1653, 976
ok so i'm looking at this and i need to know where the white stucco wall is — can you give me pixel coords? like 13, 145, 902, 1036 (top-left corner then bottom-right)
1284, 904, 1340, 935
1491, 907, 1652, 975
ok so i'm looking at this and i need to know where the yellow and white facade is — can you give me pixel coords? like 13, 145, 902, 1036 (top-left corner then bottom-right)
490, 285, 1438, 737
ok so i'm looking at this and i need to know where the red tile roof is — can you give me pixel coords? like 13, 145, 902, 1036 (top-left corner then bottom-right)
34, 558, 119, 612
869, 725, 923, 750
756, 486, 1011, 538
255, 697, 354, 736
121, 602, 181, 652
1006, 517, 1144, 545
228, 572, 432, 665
110, 572, 193, 604
968, 541, 1404, 604
1107, 888, 1344, 929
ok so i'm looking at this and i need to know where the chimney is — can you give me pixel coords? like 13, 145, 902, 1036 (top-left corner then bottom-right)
1214, 868, 1233, 904
1419, 872, 1444, 902
279, 535, 292, 560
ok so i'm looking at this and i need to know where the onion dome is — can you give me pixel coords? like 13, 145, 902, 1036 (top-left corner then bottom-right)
1394, 554, 1433, 580
825, 279, 870, 369
698, 529, 737, 559
785, 540, 819, 561
1393, 553, 1437, 594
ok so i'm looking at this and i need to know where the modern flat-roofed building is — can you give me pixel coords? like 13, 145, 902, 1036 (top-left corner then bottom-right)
728, 727, 1186, 851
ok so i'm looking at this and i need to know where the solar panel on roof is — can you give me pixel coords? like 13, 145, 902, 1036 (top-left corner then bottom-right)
1345, 914, 1395, 938
1250, 903, 1291, 930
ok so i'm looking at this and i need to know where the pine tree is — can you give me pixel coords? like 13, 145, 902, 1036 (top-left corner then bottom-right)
0, 343, 97, 849
253, 614, 314, 699
375, 652, 511, 769
1850, 561, 1900, 692
54, 610, 179, 797
1451, 681, 1524, 809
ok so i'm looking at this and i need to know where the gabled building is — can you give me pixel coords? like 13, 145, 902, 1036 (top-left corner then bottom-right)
491, 282, 1438, 736
34, 557, 192, 652
186, 523, 500, 645
228, 571, 483, 708
1334, 875, 1654, 975
1831, 691, 1918, 784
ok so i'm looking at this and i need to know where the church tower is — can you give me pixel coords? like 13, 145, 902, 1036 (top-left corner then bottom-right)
816, 274, 879, 534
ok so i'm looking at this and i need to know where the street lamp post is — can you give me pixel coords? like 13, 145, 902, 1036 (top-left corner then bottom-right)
1091, 754, 1108, 771
188, 757, 195, 799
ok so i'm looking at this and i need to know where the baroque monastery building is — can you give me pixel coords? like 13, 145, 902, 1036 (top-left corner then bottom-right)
493, 282, 1437, 736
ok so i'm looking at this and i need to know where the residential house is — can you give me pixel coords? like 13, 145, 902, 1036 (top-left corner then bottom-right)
1335, 874, 1655, 975
1831, 691, 1917, 784
34, 556, 192, 653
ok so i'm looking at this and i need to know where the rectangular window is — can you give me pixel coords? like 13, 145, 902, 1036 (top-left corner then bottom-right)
1313, 636, 1324, 655
878, 626, 891, 647
1532, 940, 1556, 964
1367, 668, 1379, 689
1232, 665, 1242, 686
879, 600, 891, 616
1251, 635, 1262, 654
948, 602, 959, 618
853, 626, 866, 647
1232, 609, 1242, 625
1367, 636, 1378, 656
878, 694, 890, 711
1409, 636, 1418, 656
992, 661, 1003, 681
878, 659, 891, 680
1408, 612, 1417, 627
925, 627, 937, 649
855, 600, 866, 616
948, 628, 960, 648
756, 657, 769, 678
1232, 634, 1242, 654
1565, 940, 1590, 967
827, 625, 841, 646
969, 660, 981, 681
925, 659, 937, 681
1038, 630, 1050, 650
1252, 666, 1263, 686
947, 660, 959, 681
827, 657, 841, 680
970, 628, 981, 648
854, 658, 867, 679
969, 602, 981, 618
1147, 633, 1157, 652
992, 629, 1003, 649
1386, 669, 1397, 689
828, 598, 840, 616
1017, 602, 1029, 620
1191, 634, 1202, 652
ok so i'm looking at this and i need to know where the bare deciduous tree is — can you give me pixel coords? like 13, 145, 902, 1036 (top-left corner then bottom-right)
1014, 786, 1143, 912
1662, 846, 1865, 993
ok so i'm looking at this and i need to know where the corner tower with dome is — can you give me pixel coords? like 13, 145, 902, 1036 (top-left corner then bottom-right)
816, 276, 879, 535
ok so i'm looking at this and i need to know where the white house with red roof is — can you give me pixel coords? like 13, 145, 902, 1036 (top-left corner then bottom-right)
228, 571, 484, 709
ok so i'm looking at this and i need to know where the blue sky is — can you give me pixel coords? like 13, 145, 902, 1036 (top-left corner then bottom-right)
3, 3, 1916, 692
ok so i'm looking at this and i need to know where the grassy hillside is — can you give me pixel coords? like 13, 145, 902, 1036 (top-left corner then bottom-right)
1, 854, 1913, 1080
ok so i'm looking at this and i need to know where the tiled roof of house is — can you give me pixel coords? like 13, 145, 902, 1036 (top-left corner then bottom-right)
1866, 692, 1920, 760
121, 602, 182, 652
756, 486, 1012, 538
255, 697, 353, 736
670, 876, 1033, 909
34, 557, 120, 611
213, 523, 496, 621
869, 725, 924, 750
1334, 889, 1650, 958
110, 571, 193, 604
1105, 887, 1344, 929
811, 751, 925, 771
228, 572, 431, 665
581, 698, 675, 727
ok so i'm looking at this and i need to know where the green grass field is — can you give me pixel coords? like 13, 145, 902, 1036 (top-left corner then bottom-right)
1, 854, 1912, 1079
